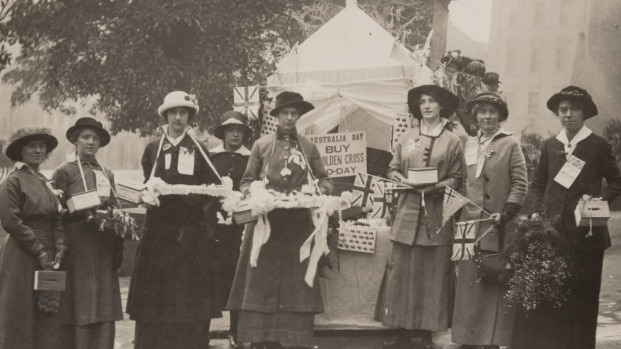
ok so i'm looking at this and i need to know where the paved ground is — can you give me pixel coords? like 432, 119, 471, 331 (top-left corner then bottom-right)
114, 214, 621, 348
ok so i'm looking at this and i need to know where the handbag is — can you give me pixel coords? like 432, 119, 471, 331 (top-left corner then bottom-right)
473, 225, 512, 284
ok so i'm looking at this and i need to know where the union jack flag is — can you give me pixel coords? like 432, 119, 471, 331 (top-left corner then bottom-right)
351, 173, 395, 219
451, 220, 477, 261
233, 85, 260, 120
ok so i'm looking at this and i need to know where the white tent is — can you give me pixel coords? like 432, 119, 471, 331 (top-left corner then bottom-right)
266, 0, 433, 151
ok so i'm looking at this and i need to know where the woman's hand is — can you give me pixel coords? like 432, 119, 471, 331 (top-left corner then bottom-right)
36, 252, 53, 270
490, 212, 503, 225
53, 246, 68, 270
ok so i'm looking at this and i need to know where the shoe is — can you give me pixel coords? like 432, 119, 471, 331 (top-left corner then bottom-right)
420, 332, 434, 349
228, 334, 242, 349
383, 336, 409, 348
250, 343, 265, 349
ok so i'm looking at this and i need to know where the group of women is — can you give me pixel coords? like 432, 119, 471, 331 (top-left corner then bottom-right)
378, 84, 620, 349
0, 83, 617, 349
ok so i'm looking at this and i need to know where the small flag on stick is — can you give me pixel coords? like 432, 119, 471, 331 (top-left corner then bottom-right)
451, 220, 477, 261
442, 186, 469, 225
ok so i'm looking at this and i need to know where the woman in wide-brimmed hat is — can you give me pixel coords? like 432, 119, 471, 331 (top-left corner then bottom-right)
0, 127, 69, 348
210, 110, 252, 349
451, 93, 527, 349
376, 84, 464, 348
51, 117, 123, 349
227, 91, 333, 349
127, 90, 223, 349
513, 86, 621, 349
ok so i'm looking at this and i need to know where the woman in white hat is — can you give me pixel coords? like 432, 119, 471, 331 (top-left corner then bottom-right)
52, 117, 123, 349
126, 91, 222, 348
0, 127, 68, 348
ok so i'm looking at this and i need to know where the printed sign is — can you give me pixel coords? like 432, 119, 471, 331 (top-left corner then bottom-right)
308, 131, 367, 178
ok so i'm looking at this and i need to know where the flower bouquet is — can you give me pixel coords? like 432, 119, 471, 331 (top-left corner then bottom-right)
504, 215, 574, 313
86, 207, 140, 240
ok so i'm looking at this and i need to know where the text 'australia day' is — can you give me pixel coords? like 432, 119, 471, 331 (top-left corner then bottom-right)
310, 132, 366, 176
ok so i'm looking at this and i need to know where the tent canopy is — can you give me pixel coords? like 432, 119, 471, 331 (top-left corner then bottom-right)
267, 3, 433, 149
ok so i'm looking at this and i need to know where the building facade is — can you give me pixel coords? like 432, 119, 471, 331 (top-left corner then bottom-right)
486, 0, 592, 135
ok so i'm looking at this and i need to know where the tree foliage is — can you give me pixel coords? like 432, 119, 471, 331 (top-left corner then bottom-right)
0, 0, 294, 135
0, 0, 432, 135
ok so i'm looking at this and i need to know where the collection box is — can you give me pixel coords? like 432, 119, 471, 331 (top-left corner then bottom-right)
574, 197, 610, 227
407, 167, 438, 185
67, 190, 101, 213
34, 270, 66, 291
116, 179, 147, 204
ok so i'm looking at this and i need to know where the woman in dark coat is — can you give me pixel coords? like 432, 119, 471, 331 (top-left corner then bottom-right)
514, 86, 621, 349
0, 127, 68, 348
377, 85, 464, 349
451, 93, 528, 349
210, 110, 252, 349
227, 91, 333, 349
52, 117, 123, 348
126, 91, 221, 349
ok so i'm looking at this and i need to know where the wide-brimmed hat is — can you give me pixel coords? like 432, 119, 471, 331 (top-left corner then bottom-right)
547, 86, 598, 119
157, 91, 200, 118
6, 126, 58, 161
482, 72, 501, 85
214, 111, 252, 140
467, 92, 509, 122
407, 84, 459, 120
66, 117, 111, 147
269, 91, 314, 117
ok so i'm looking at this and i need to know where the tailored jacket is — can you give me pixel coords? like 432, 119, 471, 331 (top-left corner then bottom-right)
388, 124, 464, 246
523, 133, 621, 250
460, 130, 528, 252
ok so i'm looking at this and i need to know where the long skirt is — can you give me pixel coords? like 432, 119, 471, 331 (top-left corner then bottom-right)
452, 260, 514, 346
512, 249, 604, 349
133, 320, 211, 349
377, 241, 454, 331
0, 237, 66, 349
228, 209, 322, 347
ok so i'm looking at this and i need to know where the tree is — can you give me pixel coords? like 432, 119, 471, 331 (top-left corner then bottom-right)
0, 0, 293, 135
0, 0, 433, 135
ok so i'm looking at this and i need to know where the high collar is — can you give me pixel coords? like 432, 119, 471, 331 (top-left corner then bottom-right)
162, 124, 190, 146
211, 144, 251, 155
420, 118, 449, 137
477, 127, 512, 143
556, 125, 592, 155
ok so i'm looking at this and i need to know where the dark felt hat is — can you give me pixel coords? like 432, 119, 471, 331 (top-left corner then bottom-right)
467, 92, 509, 122
547, 86, 598, 119
6, 126, 58, 161
482, 72, 501, 85
214, 111, 252, 140
407, 84, 460, 120
66, 117, 111, 147
269, 91, 314, 117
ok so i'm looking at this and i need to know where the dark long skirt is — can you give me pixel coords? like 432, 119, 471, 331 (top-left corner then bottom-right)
228, 208, 322, 347
512, 249, 604, 349
0, 237, 66, 349
376, 242, 453, 332
134, 320, 211, 349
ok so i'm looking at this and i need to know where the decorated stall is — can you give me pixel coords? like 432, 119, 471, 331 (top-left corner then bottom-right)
253, 2, 433, 330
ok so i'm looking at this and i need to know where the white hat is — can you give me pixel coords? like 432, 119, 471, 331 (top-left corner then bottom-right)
157, 91, 200, 118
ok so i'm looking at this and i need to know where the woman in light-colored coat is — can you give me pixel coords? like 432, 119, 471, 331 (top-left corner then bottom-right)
451, 93, 527, 349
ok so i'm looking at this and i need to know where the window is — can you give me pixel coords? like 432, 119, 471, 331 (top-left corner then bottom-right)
559, 0, 571, 24
528, 92, 540, 114
506, 49, 517, 74
556, 47, 569, 71
530, 49, 542, 73
534, 1, 545, 25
